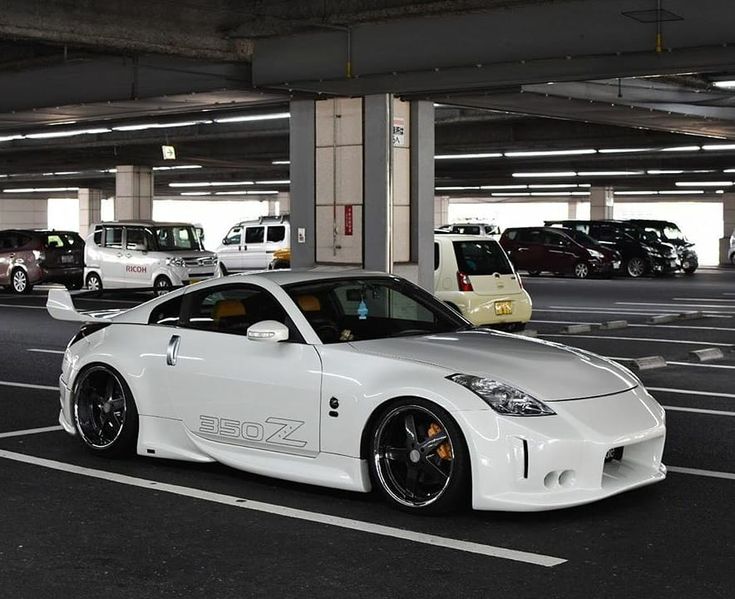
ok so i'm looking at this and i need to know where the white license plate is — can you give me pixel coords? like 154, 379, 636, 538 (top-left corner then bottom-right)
61, 255, 75, 264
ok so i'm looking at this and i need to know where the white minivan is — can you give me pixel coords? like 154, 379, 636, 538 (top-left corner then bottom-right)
85, 221, 217, 293
216, 215, 289, 273
434, 234, 532, 330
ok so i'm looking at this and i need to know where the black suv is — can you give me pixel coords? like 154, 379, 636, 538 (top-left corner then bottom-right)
627, 219, 698, 274
544, 220, 679, 278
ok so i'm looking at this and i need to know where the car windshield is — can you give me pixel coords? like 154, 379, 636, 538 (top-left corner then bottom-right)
564, 229, 600, 248
285, 276, 471, 344
662, 225, 685, 241
152, 226, 203, 251
453, 240, 513, 275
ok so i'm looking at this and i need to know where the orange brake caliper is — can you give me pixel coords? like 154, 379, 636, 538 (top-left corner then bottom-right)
427, 422, 453, 461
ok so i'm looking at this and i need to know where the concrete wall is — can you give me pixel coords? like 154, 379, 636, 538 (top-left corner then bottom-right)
0, 199, 48, 229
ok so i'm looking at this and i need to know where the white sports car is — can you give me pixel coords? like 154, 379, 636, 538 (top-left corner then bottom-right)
47, 271, 666, 514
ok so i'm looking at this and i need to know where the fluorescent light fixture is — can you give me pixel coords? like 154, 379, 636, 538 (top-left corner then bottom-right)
435, 152, 503, 160
25, 128, 110, 139
675, 181, 732, 187
214, 190, 279, 195
272, 160, 290, 165
714, 80, 735, 89
702, 144, 735, 151
214, 112, 290, 124
577, 170, 644, 176
3, 187, 79, 193
490, 192, 532, 197
180, 192, 211, 196
254, 180, 290, 185
660, 190, 705, 195
512, 171, 577, 178
716, 189, 725, 194
152, 165, 202, 171
479, 184, 527, 190
723, 169, 735, 173
598, 147, 654, 154
615, 191, 659, 195
527, 183, 578, 189
530, 191, 575, 196
435, 186, 481, 191
113, 120, 211, 132
0, 135, 23, 143
168, 181, 254, 188
504, 149, 596, 157
661, 145, 701, 152
647, 169, 683, 174
570, 191, 590, 196
42, 171, 80, 176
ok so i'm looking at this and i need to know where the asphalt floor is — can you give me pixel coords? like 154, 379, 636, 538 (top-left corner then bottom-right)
0, 269, 733, 598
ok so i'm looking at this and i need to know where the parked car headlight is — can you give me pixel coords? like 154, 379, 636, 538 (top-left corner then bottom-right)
166, 257, 185, 268
447, 374, 556, 416
588, 249, 603, 259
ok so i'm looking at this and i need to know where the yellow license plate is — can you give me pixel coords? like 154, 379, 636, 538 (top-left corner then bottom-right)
494, 301, 513, 316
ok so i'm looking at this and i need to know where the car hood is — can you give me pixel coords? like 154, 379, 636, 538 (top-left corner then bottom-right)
350, 329, 637, 402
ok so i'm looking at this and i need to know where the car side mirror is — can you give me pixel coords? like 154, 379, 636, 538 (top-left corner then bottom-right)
222, 237, 229, 245
247, 320, 289, 343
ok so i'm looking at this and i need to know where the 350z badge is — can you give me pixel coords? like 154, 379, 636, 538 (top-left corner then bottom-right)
198, 415, 307, 448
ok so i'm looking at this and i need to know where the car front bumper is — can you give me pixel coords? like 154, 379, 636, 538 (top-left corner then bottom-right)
457, 385, 666, 511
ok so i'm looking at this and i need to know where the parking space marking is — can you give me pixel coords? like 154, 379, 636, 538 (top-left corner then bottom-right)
532, 320, 735, 333
672, 298, 735, 302
0, 380, 57, 391
616, 302, 735, 310
27, 348, 65, 355
0, 449, 567, 568
667, 466, 735, 481
663, 406, 735, 417
0, 425, 62, 439
648, 387, 735, 399
536, 308, 673, 316
667, 361, 735, 370
541, 334, 734, 347
0, 303, 46, 310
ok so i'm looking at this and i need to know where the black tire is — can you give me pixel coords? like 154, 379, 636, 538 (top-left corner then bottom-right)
72, 365, 139, 457
626, 257, 647, 278
65, 280, 83, 290
368, 398, 470, 515
527, 270, 541, 277
10, 268, 32, 294
730, 254, 735, 267
573, 261, 590, 279
219, 263, 228, 276
86, 272, 103, 296
153, 275, 172, 296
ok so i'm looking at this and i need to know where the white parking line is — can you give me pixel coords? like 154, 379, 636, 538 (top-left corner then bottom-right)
0, 303, 46, 310
27, 348, 65, 355
0, 425, 62, 439
532, 320, 735, 333
672, 298, 735, 302
0, 380, 57, 391
535, 308, 673, 317
0, 449, 566, 568
666, 466, 735, 481
542, 334, 734, 347
668, 361, 735, 370
617, 302, 735, 310
663, 406, 735, 417
648, 387, 735, 399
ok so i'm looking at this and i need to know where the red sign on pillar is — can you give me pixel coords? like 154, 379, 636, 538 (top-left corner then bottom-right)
344, 205, 353, 236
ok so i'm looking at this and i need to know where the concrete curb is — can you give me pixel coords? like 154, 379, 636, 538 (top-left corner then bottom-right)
561, 323, 592, 334
689, 348, 725, 362
632, 356, 668, 370
647, 314, 678, 324
599, 320, 628, 330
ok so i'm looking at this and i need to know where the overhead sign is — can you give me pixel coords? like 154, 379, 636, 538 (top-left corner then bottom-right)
392, 117, 405, 146
161, 145, 177, 160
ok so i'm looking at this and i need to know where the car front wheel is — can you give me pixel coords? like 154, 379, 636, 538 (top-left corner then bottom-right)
11, 268, 32, 294
573, 261, 590, 279
72, 365, 139, 456
154, 275, 172, 296
626, 257, 647, 278
369, 399, 469, 514
86, 272, 103, 295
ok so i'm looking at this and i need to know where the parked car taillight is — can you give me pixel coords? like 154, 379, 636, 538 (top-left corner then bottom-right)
33, 250, 45, 263
457, 271, 474, 292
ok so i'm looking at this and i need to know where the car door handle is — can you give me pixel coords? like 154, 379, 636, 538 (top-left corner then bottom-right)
116, 252, 123, 258
242, 245, 247, 251
166, 335, 181, 366
125, 253, 132, 258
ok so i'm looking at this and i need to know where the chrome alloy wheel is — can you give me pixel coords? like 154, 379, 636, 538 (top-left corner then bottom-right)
12, 269, 28, 293
86, 273, 102, 292
627, 257, 646, 278
574, 262, 590, 279
372, 404, 456, 509
74, 367, 128, 450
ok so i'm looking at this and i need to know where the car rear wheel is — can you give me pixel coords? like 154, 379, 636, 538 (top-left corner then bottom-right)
573, 261, 590, 279
626, 257, 647, 278
219, 263, 228, 276
154, 275, 172, 296
86, 272, 103, 295
369, 399, 469, 514
72, 365, 139, 456
10, 268, 32, 294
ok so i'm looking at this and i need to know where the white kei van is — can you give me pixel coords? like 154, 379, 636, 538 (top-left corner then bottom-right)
434, 234, 532, 330
84, 221, 217, 293
216, 215, 289, 273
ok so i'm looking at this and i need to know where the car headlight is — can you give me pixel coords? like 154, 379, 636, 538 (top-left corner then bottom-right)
166, 257, 185, 268
447, 374, 555, 416
588, 249, 603, 259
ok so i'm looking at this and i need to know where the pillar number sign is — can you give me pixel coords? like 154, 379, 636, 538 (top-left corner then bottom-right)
344, 205, 354, 236
392, 117, 405, 146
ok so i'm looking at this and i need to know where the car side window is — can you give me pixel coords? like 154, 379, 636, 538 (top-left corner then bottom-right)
543, 231, 566, 246
245, 226, 264, 244
225, 227, 241, 245
126, 228, 153, 250
0, 233, 10, 250
148, 295, 183, 326
93, 229, 103, 245
267, 225, 285, 243
434, 242, 440, 270
104, 227, 123, 248
45, 234, 65, 248
182, 284, 297, 339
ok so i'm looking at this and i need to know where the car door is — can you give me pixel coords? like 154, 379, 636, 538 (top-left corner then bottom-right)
219, 225, 244, 271
100, 225, 125, 286
543, 230, 576, 273
123, 227, 157, 288
162, 282, 322, 457
241, 226, 266, 269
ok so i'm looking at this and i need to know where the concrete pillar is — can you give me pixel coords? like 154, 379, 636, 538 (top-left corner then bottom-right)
115, 165, 153, 221
0, 198, 48, 229
567, 200, 578, 219
266, 199, 278, 216
277, 191, 290, 215
410, 100, 435, 290
590, 186, 614, 220
434, 197, 449, 227
720, 193, 735, 265
78, 188, 103, 237
289, 99, 316, 269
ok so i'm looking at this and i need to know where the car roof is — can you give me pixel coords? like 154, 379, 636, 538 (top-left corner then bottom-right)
435, 234, 498, 241
93, 220, 196, 227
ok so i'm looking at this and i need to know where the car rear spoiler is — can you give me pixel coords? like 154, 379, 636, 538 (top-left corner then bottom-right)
46, 288, 125, 323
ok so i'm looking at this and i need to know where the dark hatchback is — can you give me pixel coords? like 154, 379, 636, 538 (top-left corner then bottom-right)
544, 220, 679, 278
627, 219, 698, 274
0, 229, 84, 293
499, 226, 619, 278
